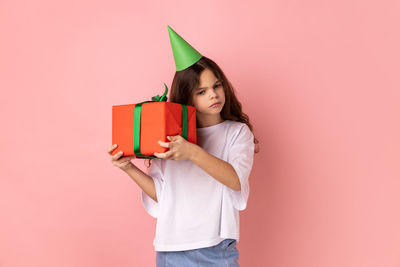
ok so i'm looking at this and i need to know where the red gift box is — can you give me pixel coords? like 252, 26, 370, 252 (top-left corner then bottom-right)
112, 84, 197, 158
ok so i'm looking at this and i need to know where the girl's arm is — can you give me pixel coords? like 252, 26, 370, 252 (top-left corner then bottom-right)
124, 166, 158, 202
190, 145, 241, 191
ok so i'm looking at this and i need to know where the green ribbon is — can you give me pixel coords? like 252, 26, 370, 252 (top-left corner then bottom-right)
133, 83, 190, 159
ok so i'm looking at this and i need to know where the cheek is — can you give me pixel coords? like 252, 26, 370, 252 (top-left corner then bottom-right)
189, 95, 196, 106
220, 89, 226, 100
191, 97, 201, 108
194, 97, 208, 109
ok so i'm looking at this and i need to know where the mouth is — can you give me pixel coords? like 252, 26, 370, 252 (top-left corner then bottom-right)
209, 102, 221, 108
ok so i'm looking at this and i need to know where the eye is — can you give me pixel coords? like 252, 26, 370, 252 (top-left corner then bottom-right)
197, 90, 205, 95
214, 83, 222, 89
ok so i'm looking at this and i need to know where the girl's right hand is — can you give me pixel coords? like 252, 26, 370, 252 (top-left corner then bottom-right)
108, 144, 137, 172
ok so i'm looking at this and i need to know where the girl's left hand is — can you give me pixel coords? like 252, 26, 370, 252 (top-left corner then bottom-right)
154, 135, 196, 161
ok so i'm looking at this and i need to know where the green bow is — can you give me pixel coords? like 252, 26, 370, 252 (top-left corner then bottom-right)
151, 83, 168, 102
133, 83, 189, 159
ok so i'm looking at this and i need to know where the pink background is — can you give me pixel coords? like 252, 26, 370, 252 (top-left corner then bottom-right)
1, 0, 399, 266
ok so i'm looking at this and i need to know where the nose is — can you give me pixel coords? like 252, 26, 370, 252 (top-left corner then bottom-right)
208, 89, 218, 99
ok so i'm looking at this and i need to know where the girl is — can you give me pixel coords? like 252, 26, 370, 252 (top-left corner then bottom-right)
108, 26, 259, 266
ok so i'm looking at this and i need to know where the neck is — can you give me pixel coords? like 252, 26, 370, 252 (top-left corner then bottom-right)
196, 114, 224, 128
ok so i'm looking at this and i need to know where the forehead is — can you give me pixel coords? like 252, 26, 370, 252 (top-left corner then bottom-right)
199, 69, 217, 84
197, 69, 219, 90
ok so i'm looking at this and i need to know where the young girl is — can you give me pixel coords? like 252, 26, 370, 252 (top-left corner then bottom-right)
108, 26, 259, 266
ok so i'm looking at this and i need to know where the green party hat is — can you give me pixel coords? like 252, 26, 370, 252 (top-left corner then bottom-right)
167, 25, 203, 71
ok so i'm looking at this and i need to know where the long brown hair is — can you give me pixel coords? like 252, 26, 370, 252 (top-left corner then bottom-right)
145, 56, 260, 168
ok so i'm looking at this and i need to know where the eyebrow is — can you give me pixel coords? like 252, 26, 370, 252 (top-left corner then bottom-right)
196, 80, 221, 91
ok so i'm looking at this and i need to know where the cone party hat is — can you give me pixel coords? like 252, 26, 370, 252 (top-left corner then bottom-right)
167, 25, 203, 71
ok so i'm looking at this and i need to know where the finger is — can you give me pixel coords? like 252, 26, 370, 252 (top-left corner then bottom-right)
158, 140, 170, 148
166, 151, 175, 160
154, 151, 172, 159
107, 144, 118, 154
111, 151, 123, 160
112, 150, 124, 160
154, 152, 162, 158
119, 156, 134, 163
160, 150, 174, 160
121, 155, 136, 160
167, 135, 180, 142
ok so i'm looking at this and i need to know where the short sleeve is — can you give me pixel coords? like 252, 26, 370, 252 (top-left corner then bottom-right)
226, 124, 255, 211
141, 158, 164, 218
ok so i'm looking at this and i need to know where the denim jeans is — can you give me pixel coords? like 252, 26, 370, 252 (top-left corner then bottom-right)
156, 239, 240, 267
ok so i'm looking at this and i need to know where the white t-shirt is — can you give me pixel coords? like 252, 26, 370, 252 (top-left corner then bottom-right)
141, 119, 255, 251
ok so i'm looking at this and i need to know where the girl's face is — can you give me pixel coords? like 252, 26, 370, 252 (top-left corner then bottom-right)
191, 68, 225, 119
